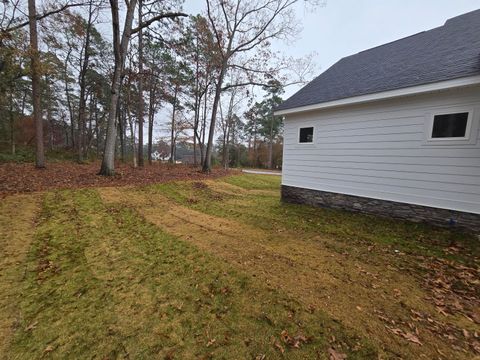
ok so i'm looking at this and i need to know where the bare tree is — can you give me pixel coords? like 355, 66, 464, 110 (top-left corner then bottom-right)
137, 0, 144, 167
202, 0, 317, 172
99, 0, 137, 175
99, 1, 187, 175
28, 0, 45, 168
169, 84, 179, 163
4, 0, 94, 167
183, 15, 217, 167
147, 79, 158, 165
77, 0, 98, 162
1, 1, 86, 35
219, 83, 244, 169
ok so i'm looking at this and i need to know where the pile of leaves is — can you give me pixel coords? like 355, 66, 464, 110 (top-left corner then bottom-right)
421, 257, 480, 354
374, 252, 480, 356
0, 162, 232, 197
422, 257, 479, 320
272, 329, 312, 354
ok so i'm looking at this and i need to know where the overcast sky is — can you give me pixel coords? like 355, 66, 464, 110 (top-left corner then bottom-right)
184, 0, 480, 98
148, 0, 479, 141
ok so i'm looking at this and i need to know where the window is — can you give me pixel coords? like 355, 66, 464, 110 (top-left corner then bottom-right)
424, 108, 479, 146
431, 112, 469, 138
299, 127, 314, 143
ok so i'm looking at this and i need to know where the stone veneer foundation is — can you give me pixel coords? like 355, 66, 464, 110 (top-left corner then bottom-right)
281, 185, 480, 234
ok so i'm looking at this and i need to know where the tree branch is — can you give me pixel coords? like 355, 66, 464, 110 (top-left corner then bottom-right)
2, 2, 87, 33
221, 78, 305, 91
131, 12, 188, 34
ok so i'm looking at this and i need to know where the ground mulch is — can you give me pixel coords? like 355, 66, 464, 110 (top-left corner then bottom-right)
0, 162, 233, 197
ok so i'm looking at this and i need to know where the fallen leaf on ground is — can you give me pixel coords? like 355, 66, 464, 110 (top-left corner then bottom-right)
386, 326, 423, 346
43, 345, 54, 353
403, 332, 422, 345
328, 347, 347, 360
280, 330, 312, 349
25, 321, 38, 331
274, 341, 285, 354
206, 338, 216, 347
0, 162, 231, 197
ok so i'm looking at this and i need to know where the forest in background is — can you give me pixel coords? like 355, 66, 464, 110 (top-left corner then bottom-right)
0, 0, 318, 174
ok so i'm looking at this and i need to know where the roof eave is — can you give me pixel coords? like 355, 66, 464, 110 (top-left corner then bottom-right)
274, 75, 480, 116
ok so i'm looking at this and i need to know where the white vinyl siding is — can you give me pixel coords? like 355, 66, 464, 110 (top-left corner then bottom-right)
282, 86, 480, 214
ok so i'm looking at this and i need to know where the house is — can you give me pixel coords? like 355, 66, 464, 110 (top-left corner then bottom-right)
275, 9, 480, 232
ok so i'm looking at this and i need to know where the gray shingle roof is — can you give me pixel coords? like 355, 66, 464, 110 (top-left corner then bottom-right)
277, 9, 480, 112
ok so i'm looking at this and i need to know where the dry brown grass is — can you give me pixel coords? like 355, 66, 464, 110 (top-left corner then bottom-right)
0, 194, 41, 355
98, 176, 480, 359
1, 174, 478, 359
3, 188, 374, 358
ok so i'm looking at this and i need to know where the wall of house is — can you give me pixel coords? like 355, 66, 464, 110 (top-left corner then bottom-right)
282, 85, 480, 218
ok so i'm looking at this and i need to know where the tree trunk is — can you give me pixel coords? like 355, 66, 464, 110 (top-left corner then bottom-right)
63, 48, 75, 150
193, 131, 197, 166
95, 122, 100, 156
169, 86, 177, 163
268, 116, 273, 169
220, 102, 227, 168
236, 141, 241, 168
202, 62, 227, 172
77, 0, 94, 162
99, 0, 137, 176
253, 118, 258, 168
137, 0, 144, 167
93, 97, 99, 156
9, 87, 15, 155
147, 83, 155, 165
128, 110, 137, 168
192, 41, 201, 167
46, 78, 54, 151
200, 90, 208, 166
28, 0, 45, 168
224, 127, 231, 170
222, 89, 235, 169
221, 132, 227, 168
86, 92, 94, 151
118, 96, 125, 162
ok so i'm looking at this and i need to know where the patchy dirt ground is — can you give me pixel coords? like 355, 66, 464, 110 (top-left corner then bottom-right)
0, 161, 231, 197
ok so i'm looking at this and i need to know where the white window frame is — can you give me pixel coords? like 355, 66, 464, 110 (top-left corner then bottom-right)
298, 126, 315, 144
423, 107, 479, 146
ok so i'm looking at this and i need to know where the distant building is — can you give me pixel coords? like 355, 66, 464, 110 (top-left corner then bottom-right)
151, 151, 168, 162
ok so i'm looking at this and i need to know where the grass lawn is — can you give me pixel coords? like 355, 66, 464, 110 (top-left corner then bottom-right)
1, 174, 478, 359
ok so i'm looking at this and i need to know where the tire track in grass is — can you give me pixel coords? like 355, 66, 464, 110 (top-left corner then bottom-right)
7, 189, 376, 359
0, 194, 41, 355
98, 186, 472, 359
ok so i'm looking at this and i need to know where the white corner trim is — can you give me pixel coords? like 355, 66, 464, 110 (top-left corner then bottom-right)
274, 75, 480, 116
